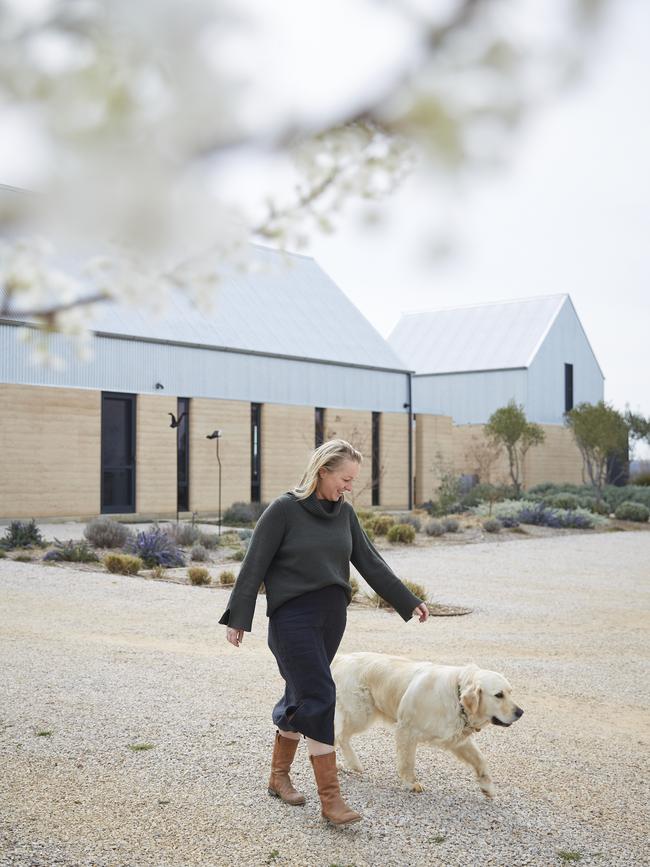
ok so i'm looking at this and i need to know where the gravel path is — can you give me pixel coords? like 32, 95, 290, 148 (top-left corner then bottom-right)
1, 533, 649, 867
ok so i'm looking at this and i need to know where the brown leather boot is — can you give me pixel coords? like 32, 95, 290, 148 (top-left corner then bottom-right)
309, 751, 362, 825
267, 731, 306, 806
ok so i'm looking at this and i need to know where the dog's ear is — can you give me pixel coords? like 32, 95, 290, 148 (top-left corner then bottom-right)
460, 684, 482, 716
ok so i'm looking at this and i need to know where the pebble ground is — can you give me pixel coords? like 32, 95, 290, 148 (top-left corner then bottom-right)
1, 531, 649, 867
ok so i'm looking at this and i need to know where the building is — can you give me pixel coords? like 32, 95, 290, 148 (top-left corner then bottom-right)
1, 244, 599, 521
388, 294, 604, 424
1, 246, 415, 519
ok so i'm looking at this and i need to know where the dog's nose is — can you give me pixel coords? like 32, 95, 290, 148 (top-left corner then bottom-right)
514, 707, 524, 718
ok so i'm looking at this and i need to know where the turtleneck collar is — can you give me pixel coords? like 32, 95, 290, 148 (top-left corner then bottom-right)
293, 489, 344, 520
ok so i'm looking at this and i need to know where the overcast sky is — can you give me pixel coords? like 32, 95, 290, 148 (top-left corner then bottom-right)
301, 0, 650, 458
2, 0, 649, 459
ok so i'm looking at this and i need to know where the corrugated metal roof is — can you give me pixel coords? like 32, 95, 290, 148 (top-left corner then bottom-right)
1, 244, 409, 372
387, 294, 569, 374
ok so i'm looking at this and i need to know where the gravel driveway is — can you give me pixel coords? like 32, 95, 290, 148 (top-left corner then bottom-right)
1, 532, 649, 867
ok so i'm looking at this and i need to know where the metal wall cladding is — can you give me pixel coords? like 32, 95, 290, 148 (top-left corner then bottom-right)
412, 368, 528, 423
527, 298, 604, 423
0, 324, 411, 412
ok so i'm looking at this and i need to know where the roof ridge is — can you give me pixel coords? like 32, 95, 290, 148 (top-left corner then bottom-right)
399, 292, 568, 318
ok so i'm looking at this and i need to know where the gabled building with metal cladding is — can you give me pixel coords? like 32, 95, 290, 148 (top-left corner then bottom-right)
1, 245, 417, 518
388, 294, 604, 424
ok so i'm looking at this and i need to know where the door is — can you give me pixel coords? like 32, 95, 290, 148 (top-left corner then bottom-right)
101, 392, 136, 513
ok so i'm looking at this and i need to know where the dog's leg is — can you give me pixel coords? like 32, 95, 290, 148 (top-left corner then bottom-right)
395, 724, 424, 792
449, 739, 495, 799
335, 714, 364, 773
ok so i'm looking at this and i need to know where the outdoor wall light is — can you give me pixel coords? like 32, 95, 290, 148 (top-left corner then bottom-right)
155, 382, 164, 390
206, 430, 223, 534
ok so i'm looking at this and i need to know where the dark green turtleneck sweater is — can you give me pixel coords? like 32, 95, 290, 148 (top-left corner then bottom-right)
218, 490, 423, 632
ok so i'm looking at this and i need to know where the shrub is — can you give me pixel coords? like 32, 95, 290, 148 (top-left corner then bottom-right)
499, 515, 520, 529
198, 531, 220, 549
546, 493, 582, 511
151, 565, 166, 579
370, 514, 395, 535
349, 575, 359, 597
483, 518, 502, 533
425, 520, 445, 537
164, 523, 201, 547
237, 528, 253, 541
403, 580, 428, 602
516, 503, 558, 527
632, 473, 650, 486
104, 553, 142, 575
14, 554, 34, 562
473, 499, 538, 520
557, 510, 595, 529
387, 524, 416, 544
392, 513, 422, 532
126, 527, 185, 568
230, 548, 246, 562
442, 518, 460, 533
223, 502, 269, 526
460, 483, 520, 510
84, 517, 131, 549
615, 501, 650, 522
188, 566, 211, 585
0, 549, 6, 558
220, 531, 241, 546
0, 519, 45, 551
190, 544, 209, 562
219, 570, 236, 585
50, 538, 100, 563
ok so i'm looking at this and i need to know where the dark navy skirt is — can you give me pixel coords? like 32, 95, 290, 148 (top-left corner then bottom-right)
267, 584, 347, 746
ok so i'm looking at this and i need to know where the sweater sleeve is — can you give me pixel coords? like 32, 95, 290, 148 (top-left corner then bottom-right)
349, 508, 423, 622
218, 497, 287, 632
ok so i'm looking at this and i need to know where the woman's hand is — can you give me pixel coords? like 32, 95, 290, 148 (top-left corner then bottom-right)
226, 627, 244, 647
413, 602, 429, 622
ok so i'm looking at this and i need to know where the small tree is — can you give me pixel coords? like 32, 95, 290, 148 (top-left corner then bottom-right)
565, 401, 629, 498
485, 401, 545, 494
464, 431, 503, 485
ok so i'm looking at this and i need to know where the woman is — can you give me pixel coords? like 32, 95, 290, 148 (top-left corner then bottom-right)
219, 438, 429, 825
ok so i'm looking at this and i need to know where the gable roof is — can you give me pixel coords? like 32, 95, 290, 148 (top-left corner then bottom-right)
388, 294, 574, 375
1, 243, 409, 373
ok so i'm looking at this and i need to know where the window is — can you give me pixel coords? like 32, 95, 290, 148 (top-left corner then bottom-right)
101, 392, 136, 514
177, 397, 190, 512
372, 411, 380, 506
565, 363, 574, 413
315, 407, 325, 448
251, 403, 262, 502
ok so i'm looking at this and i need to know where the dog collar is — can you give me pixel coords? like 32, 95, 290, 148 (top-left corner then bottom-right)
457, 682, 480, 733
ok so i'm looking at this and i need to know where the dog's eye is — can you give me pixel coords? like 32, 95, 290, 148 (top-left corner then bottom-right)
494, 692, 504, 699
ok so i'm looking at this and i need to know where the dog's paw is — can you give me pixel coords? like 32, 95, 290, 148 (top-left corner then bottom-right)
410, 781, 425, 793
479, 780, 496, 799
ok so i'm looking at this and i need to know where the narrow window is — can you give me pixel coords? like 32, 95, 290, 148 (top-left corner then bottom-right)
315, 407, 325, 448
565, 363, 574, 413
251, 403, 262, 503
372, 411, 380, 506
177, 397, 190, 513
101, 392, 136, 514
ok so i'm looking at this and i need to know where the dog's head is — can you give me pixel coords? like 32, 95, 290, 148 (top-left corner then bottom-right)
458, 665, 524, 730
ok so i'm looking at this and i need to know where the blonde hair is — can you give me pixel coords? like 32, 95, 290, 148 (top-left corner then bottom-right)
291, 438, 362, 500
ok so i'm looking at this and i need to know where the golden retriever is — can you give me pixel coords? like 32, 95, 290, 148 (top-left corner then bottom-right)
332, 651, 523, 798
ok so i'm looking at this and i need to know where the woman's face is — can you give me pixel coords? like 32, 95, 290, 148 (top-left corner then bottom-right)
317, 458, 360, 501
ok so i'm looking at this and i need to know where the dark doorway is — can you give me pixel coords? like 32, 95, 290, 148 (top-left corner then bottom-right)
251, 403, 262, 503
315, 407, 325, 448
372, 411, 380, 506
101, 392, 136, 513
564, 363, 574, 413
177, 397, 190, 512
